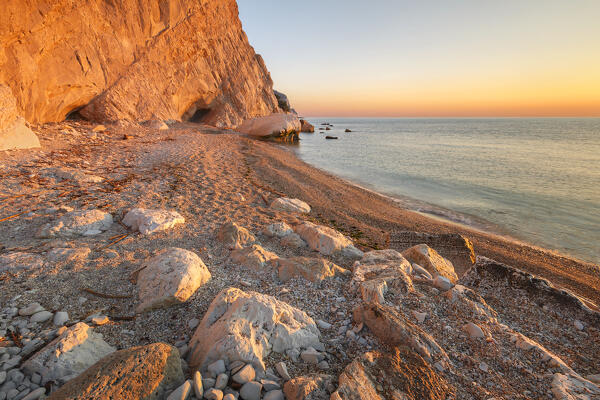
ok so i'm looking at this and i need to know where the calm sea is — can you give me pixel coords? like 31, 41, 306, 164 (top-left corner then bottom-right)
294, 118, 600, 264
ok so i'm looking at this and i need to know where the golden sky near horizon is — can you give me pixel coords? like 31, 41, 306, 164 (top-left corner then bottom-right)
239, 1, 600, 117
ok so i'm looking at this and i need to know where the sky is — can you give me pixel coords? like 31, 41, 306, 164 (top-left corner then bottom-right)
237, 0, 600, 117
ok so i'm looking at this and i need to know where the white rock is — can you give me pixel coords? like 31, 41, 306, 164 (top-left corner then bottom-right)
22, 322, 115, 385
263, 390, 284, 400
167, 379, 192, 400
463, 322, 485, 339
188, 288, 322, 372
44, 167, 103, 184
300, 348, 322, 364
122, 208, 185, 235
136, 248, 211, 313
294, 222, 363, 258
232, 364, 255, 384
53, 312, 69, 326
574, 320, 584, 331
433, 275, 454, 291
263, 222, 294, 238
412, 311, 427, 324
215, 373, 228, 390
551, 373, 600, 399
0, 253, 45, 276
275, 362, 290, 380
207, 360, 226, 377
236, 113, 301, 137
316, 320, 332, 330
38, 210, 113, 238
230, 245, 279, 272
270, 198, 311, 214
30, 311, 53, 323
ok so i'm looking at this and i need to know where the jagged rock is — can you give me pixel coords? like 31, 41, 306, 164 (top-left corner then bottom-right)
217, 222, 256, 250
351, 263, 414, 304
270, 198, 311, 214
37, 210, 113, 238
230, 245, 279, 271
294, 222, 363, 258
331, 350, 452, 400
136, 248, 211, 313
551, 373, 600, 400
188, 288, 322, 372
263, 222, 294, 238
283, 374, 334, 400
1, 1, 279, 126
273, 91, 291, 112
0, 253, 45, 275
353, 303, 448, 364
300, 120, 315, 133
277, 257, 349, 283
47, 343, 184, 400
236, 113, 300, 137
43, 167, 103, 184
0, 85, 40, 151
402, 244, 458, 283
122, 208, 185, 235
22, 322, 115, 385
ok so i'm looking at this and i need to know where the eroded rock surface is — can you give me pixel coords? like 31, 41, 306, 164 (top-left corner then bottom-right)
188, 288, 322, 372
0, 0, 280, 126
47, 343, 184, 400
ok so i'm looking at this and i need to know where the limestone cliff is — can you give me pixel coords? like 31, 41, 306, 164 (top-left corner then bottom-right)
0, 0, 280, 127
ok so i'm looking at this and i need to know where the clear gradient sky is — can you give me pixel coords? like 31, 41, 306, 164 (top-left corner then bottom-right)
238, 1, 600, 117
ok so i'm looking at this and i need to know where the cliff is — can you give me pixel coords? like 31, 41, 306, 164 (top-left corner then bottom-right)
0, 0, 280, 127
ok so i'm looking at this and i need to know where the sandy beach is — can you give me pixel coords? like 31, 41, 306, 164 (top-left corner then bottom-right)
1, 122, 599, 399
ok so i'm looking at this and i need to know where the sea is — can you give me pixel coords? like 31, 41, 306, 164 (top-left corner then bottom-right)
293, 118, 600, 264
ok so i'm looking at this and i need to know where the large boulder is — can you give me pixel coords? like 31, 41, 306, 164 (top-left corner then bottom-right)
37, 210, 113, 238
122, 208, 185, 235
22, 323, 116, 385
294, 222, 363, 258
48, 343, 184, 400
277, 257, 349, 283
236, 113, 301, 137
0, 0, 279, 127
402, 244, 458, 283
188, 288, 322, 372
0, 84, 40, 151
331, 350, 452, 400
136, 248, 211, 313
217, 222, 256, 250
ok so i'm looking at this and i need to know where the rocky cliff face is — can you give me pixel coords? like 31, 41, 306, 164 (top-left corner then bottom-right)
0, 0, 279, 127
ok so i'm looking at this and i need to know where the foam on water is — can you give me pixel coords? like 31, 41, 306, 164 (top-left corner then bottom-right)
294, 118, 600, 264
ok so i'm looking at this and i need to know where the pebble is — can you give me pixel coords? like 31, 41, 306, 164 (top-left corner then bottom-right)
207, 360, 226, 377
263, 390, 284, 400
433, 275, 454, 291
0, 371, 6, 384
202, 378, 216, 389
574, 320, 584, 331
166, 379, 191, 400
300, 348, 321, 364
233, 364, 255, 384
29, 311, 52, 323
20, 388, 46, 400
18, 304, 44, 317
215, 373, 229, 390
91, 315, 110, 326
192, 371, 203, 398
239, 381, 262, 400
223, 394, 236, 400
463, 322, 485, 338
316, 320, 332, 330
318, 360, 330, 370
7, 389, 19, 400
412, 311, 427, 324
52, 312, 68, 326
204, 388, 224, 400
188, 318, 200, 330
479, 362, 489, 372
261, 379, 280, 391
275, 362, 290, 380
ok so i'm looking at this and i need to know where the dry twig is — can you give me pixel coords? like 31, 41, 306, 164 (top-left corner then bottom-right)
0, 212, 26, 223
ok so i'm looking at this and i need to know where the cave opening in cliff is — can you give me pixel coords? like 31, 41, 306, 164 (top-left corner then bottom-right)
189, 108, 211, 123
65, 106, 87, 121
